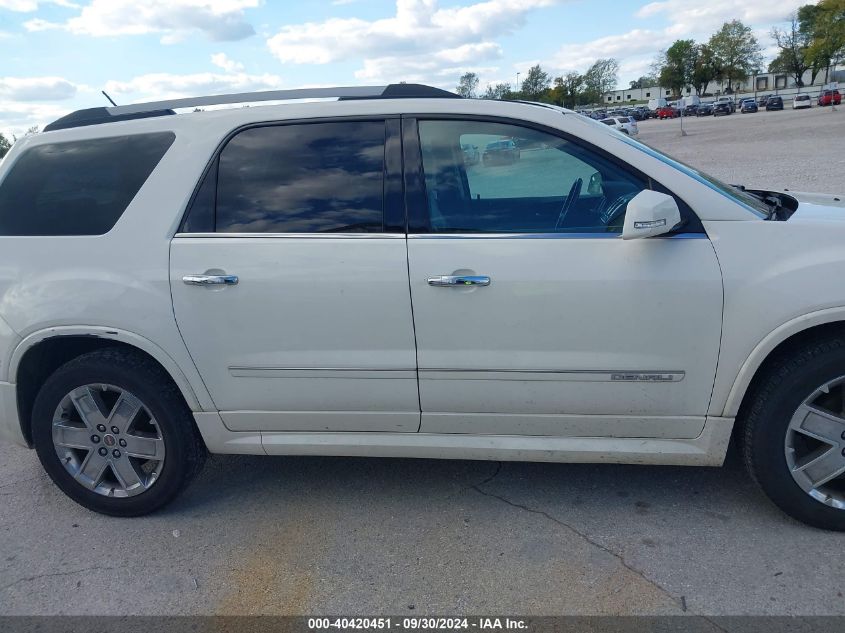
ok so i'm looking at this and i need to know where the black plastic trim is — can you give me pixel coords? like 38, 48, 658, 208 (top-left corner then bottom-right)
401, 117, 428, 235
46, 84, 458, 132
43, 107, 176, 132
384, 119, 405, 233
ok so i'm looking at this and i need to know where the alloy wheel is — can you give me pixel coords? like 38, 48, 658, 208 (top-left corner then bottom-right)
785, 377, 845, 509
51, 384, 165, 498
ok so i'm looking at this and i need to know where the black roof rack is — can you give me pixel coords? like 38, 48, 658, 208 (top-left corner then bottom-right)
44, 107, 177, 132
43, 83, 461, 132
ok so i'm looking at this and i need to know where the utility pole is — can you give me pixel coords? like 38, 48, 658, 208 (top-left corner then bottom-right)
516, 72, 520, 95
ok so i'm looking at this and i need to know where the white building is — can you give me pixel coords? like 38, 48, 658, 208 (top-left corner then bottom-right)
602, 68, 843, 105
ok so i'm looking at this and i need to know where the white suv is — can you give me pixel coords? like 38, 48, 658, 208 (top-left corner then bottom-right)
1, 84, 845, 528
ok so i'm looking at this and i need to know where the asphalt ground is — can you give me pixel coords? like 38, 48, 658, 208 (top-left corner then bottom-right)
1, 105, 844, 618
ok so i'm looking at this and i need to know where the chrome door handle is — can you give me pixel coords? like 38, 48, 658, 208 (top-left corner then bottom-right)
427, 275, 490, 287
183, 274, 239, 286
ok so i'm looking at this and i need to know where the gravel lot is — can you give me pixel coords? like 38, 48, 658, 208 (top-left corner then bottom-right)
1, 107, 844, 618
636, 105, 843, 194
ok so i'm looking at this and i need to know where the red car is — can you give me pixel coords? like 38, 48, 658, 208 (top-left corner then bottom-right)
657, 105, 678, 119
818, 89, 841, 106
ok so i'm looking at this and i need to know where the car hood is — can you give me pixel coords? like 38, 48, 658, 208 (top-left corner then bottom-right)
786, 191, 845, 222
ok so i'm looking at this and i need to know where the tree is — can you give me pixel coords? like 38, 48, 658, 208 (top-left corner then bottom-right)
0, 133, 10, 159
770, 13, 812, 88
520, 64, 551, 101
456, 72, 480, 98
707, 20, 763, 93
481, 82, 512, 100
804, 0, 845, 84
550, 72, 583, 108
11, 126, 39, 143
629, 74, 658, 89
692, 44, 719, 95
582, 58, 619, 103
657, 39, 697, 96
797, 4, 824, 84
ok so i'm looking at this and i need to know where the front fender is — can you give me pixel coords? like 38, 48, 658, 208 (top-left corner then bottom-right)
721, 307, 845, 417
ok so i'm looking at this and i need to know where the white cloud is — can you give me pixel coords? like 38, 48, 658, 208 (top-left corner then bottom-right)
547, 0, 809, 83
355, 42, 502, 83
267, 0, 560, 82
104, 71, 282, 102
24, 0, 260, 42
0, 101, 72, 137
551, 28, 668, 73
0, 0, 77, 11
634, 0, 806, 34
0, 76, 77, 101
211, 52, 244, 72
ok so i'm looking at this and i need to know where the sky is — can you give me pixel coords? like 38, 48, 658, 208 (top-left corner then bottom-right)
0, 0, 816, 136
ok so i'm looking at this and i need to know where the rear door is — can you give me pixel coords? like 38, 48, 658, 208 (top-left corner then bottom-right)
170, 118, 420, 433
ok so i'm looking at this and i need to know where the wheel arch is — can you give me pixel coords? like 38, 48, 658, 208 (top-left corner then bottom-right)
724, 309, 845, 418
11, 327, 206, 446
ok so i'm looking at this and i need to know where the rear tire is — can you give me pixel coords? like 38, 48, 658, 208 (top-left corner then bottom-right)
32, 348, 207, 516
741, 336, 845, 530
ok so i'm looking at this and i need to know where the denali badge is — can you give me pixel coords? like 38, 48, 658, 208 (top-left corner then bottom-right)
611, 373, 681, 382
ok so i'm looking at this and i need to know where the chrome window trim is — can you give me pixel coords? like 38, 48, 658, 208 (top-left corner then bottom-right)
407, 232, 706, 240
173, 232, 704, 240
173, 232, 406, 239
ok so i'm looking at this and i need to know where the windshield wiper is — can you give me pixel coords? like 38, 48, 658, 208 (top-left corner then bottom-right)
730, 184, 777, 219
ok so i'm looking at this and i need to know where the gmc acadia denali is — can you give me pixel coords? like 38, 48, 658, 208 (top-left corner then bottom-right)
1, 84, 844, 528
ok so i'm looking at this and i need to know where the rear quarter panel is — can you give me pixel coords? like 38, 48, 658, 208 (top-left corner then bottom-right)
0, 122, 215, 411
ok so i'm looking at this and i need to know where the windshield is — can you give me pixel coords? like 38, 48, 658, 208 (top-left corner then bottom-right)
608, 130, 770, 218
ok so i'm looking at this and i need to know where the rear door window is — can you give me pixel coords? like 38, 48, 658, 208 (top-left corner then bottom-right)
213, 121, 386, 233
0, 132, 175, 236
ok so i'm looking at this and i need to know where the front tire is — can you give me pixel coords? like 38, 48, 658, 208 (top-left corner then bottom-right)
32, 348, 207, 516
741, 336, 845, 530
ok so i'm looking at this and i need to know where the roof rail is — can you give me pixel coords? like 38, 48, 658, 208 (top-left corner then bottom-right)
44, 83, 460, 132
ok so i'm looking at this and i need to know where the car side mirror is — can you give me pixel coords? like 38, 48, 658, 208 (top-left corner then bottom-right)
621, 190, 682, 240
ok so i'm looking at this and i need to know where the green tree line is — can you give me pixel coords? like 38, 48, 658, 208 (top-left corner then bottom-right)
456, 58, 620, 109
458, 0, 843, 106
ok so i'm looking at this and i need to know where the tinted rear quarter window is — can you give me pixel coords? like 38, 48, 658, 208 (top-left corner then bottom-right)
0, 132, 175, 236
214, 121, 385, 233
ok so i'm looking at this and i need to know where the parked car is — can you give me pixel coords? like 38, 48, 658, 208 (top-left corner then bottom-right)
713, 101, 733, 116
696, 102, 714, 116
740, 99, 758, 113
461, 143, 480, 166
625, 108, 645, 121
793, 94, 812, 109
599, 116, 638, 136
714, 96, 736, 113
641, 108, 656, 119
4, 84, 845, 530
766, 95, 784, 111
683, 104, 699, 116
757, 94, 772, 107
657, 105, 678, 119
818, 89, 841, 106
482, 138, 520, 165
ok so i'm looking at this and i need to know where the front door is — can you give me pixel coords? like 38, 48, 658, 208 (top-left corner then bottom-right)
404, 117, 723, 438
170, 119, 419, 433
